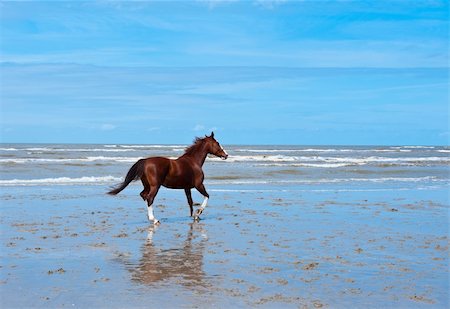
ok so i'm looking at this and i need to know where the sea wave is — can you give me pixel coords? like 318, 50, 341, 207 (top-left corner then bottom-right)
0, 147, 184, 153
206, 176, 445, 185
0, 148, 19, 151
255, 163, 355, 168
235, 148, 412, 153
2, 145, 441, 153
0, 176, 444, 187
0, 176, 122, 186
0, 156, 143, 164
210, 187, 443, 193
1, 147, 132, 152
2, 154, 448, 166
214, 155, 301, 162
212, 155, 450, 165
0, 147, 160, 153
103, 145, 186, 149
399, 146, 435, 149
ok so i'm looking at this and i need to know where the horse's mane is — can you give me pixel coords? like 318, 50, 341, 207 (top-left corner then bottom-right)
184, 136, 206, 156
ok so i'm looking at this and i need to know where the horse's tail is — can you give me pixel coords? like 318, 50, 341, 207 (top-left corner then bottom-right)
108, 159, 146, 195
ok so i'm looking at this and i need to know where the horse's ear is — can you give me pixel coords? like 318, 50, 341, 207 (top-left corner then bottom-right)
211, 131, 214, 138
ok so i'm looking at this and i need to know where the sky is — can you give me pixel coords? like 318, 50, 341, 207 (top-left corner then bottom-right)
0, 0, 448, 145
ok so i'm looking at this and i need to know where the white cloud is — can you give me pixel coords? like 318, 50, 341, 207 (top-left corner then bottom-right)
100, 124, 116, 131
197, 0, 239, 10
253, 0, 288, 10
193, 124, 205, 131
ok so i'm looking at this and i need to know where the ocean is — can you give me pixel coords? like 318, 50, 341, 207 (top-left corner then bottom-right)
1, 144, 449, 192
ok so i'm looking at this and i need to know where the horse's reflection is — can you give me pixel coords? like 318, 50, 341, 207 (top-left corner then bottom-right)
128, 223, 208, 288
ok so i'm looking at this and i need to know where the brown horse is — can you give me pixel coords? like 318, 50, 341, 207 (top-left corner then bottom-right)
108, 132, 228, 224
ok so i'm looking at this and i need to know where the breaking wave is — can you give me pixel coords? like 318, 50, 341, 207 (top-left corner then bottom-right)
0, 176, 445, 187
0, 176, 122, 186
206, 176, 445, 185
0, 156, 143, 164
1, 154, 448, 167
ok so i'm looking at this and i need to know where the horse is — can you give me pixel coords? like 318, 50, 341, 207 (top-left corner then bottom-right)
107, 132, 228, 224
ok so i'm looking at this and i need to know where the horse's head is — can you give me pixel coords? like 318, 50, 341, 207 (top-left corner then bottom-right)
205, 132, 228, 160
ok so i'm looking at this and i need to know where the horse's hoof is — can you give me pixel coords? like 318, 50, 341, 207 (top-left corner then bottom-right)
153, 220, 160, 225
196, 209, 203, 216
193, 216, 200, 221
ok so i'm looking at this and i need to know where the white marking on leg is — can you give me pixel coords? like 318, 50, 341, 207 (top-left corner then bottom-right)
200, 196, 208, 211
194, 196, 209, 219
147, 204, 156, 223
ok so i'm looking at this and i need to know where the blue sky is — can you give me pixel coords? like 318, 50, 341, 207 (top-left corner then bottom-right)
0, 1, 448, 145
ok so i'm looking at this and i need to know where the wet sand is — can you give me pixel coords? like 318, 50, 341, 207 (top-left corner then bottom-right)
0, 185, 448, 308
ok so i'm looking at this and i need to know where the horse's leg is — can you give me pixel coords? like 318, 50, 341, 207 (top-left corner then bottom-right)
185, 188, 194, 217
140, 177, 150, 201
194, 183, 209, 220
146, 185, 161, 225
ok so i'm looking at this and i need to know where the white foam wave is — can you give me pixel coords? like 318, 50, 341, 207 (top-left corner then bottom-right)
105, 145, 186, 149
1, 145, 186, 152
1, 175, 445, 187
205, 176, 443, 185
0, 176, 441, 187
255, 163, 354, 168
437, 150, 450, 153
0, 148, 18, 151
211, 155, 300, 163
1, 147, 134, 153
235, 148, 413, 153
0, 176, 122, 186
213, 155, 450, 165
2, 154, 448, 166
401, 146, 435, 149
297, 163, 354, 168
210, 187, 442, 193
235, 149, 306, 153
0, 156, 143, 164
320, 156, 449, 164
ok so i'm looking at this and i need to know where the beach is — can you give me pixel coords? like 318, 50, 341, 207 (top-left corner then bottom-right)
0, 144, 449, 308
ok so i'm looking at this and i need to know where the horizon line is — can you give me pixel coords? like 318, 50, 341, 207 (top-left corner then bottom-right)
1, 62, 449, 70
